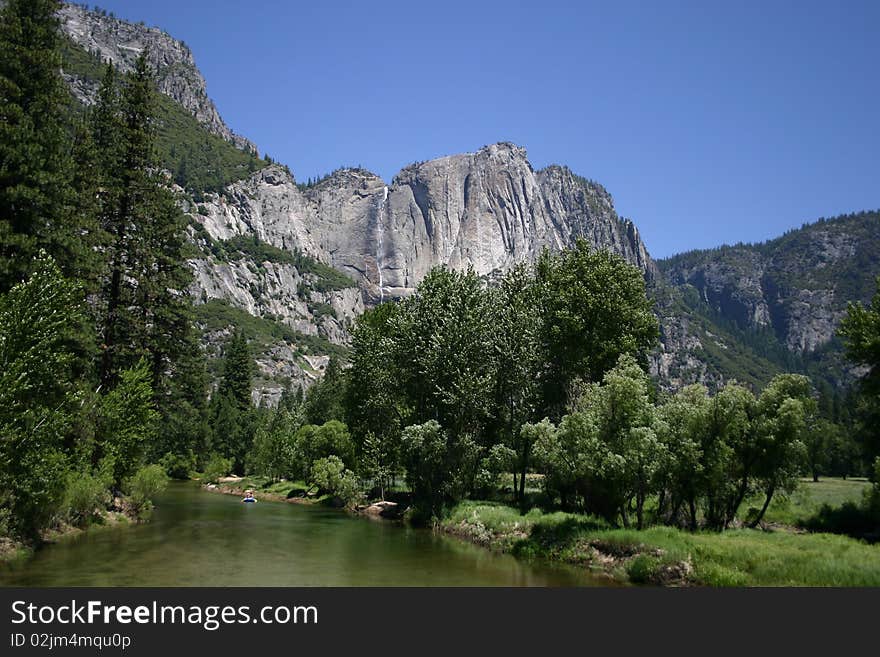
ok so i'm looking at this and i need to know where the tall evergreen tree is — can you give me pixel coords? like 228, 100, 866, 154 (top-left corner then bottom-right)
0, 0, 80, 291
94, 54, 200, 393
217, 329, 254, 410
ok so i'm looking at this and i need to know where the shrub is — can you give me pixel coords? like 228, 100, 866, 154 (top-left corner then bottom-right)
310, 456, 361, 507
125, 465, 169, 520
63, 473, 110, 527
159, 451, 197, 480
203, 454, 233, 484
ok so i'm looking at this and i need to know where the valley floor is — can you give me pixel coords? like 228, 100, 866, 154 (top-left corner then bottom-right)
442, 477, 878, 586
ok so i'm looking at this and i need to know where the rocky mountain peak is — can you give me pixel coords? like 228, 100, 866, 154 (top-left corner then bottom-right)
59, 3, 255, 153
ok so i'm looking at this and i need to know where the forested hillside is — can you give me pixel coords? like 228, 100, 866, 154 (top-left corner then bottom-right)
654, 210, 880, 394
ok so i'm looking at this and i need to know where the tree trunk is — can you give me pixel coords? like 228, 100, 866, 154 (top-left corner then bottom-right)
749, 486, 775, 528
688, 497, 698, 531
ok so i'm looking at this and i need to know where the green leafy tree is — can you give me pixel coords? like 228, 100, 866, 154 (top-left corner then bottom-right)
249, 407, 300, 481
538, 355, 664, 527
360, 432, 394, 500
401, 420, 479, 522
292, 420, 356, 481
303, 356, 347, 425
0, 254, 81, 537
203, 454, 233, 484
804, 418, 838, 482
346, 302, 405, 472
702, 383, 759, 530
657, 385, 710, 528
309, 455, 361, 506
491, 264, 542, 505
535, 240, 658, 418
124, 464, 168, 520
747, 374, 811, 526
395, 267, 496, 442
94, 359, 159, 487
839, 276, 880, 462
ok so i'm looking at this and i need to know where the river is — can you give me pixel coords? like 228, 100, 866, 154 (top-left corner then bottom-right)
0, 483, 602, 586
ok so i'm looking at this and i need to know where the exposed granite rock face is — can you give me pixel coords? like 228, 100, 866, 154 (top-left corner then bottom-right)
58, 4, 255, 152
196, 145, 657, 304
659, 212, 880, 355
649, 314, 713, 390
56, 4, 880, 397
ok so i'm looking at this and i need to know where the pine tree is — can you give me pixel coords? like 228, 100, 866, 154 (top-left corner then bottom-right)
0, 0, 79, 291
95, 53, 200, 398
217, 329, 254, 410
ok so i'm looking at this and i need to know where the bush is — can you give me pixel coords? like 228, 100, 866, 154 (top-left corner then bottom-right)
203, 454, 233, 484
63, 473, 110, 527
310, 456, 361, 507
159, 451, 197, 480
124, 465, 169, 520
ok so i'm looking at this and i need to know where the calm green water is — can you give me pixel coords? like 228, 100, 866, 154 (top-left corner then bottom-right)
0, 483, 601, 586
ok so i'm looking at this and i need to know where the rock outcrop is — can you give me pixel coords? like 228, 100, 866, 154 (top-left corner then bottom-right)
59, 4, 255, 152
55, 4, 880, 398
196, 144, 656, 304
659, 211, 880, 354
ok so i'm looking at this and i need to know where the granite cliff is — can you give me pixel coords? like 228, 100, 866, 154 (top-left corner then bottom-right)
55, 3, 880, 400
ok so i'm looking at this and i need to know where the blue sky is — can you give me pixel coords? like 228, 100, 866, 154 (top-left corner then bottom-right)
92, 1, 879, 258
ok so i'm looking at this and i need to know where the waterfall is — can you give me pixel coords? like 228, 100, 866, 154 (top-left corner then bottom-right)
375, 186, 388, 302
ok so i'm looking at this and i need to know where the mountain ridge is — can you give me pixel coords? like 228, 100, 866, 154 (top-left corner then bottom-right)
55, 3, 880, 402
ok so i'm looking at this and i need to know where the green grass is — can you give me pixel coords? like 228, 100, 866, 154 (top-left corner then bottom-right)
443, 500, 880, 586
750, 477, 871, 527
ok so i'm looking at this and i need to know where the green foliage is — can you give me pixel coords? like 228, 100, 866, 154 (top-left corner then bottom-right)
292, 420, 355, 480
345, 302, 405, 480
492, 264, 543, 504
303, 357, 348, 425
309, 455, 360, 507
0, 254, 81, 537
0, 0, 84, 292
839, 275, 880, 462
360, 432, 395, 500
401, 420, 479, 522
203, 454, 233, 484
217, 329, 253, 410
531, 357, 816, 531
533, 355, 664, 527
248, 408, 301, 481
62, 471, 111, 527
159, 451, 197, 480
536, 240, 659, 417
124, 464, 169, 519
95, 360, 159, 487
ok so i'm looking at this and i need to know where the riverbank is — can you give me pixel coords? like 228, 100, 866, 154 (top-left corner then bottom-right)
0, 507, 132, 565
207, 475, 880, 586
204, 476, 325, 505
204, 477, 406, 519
440, 500, 880, 586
